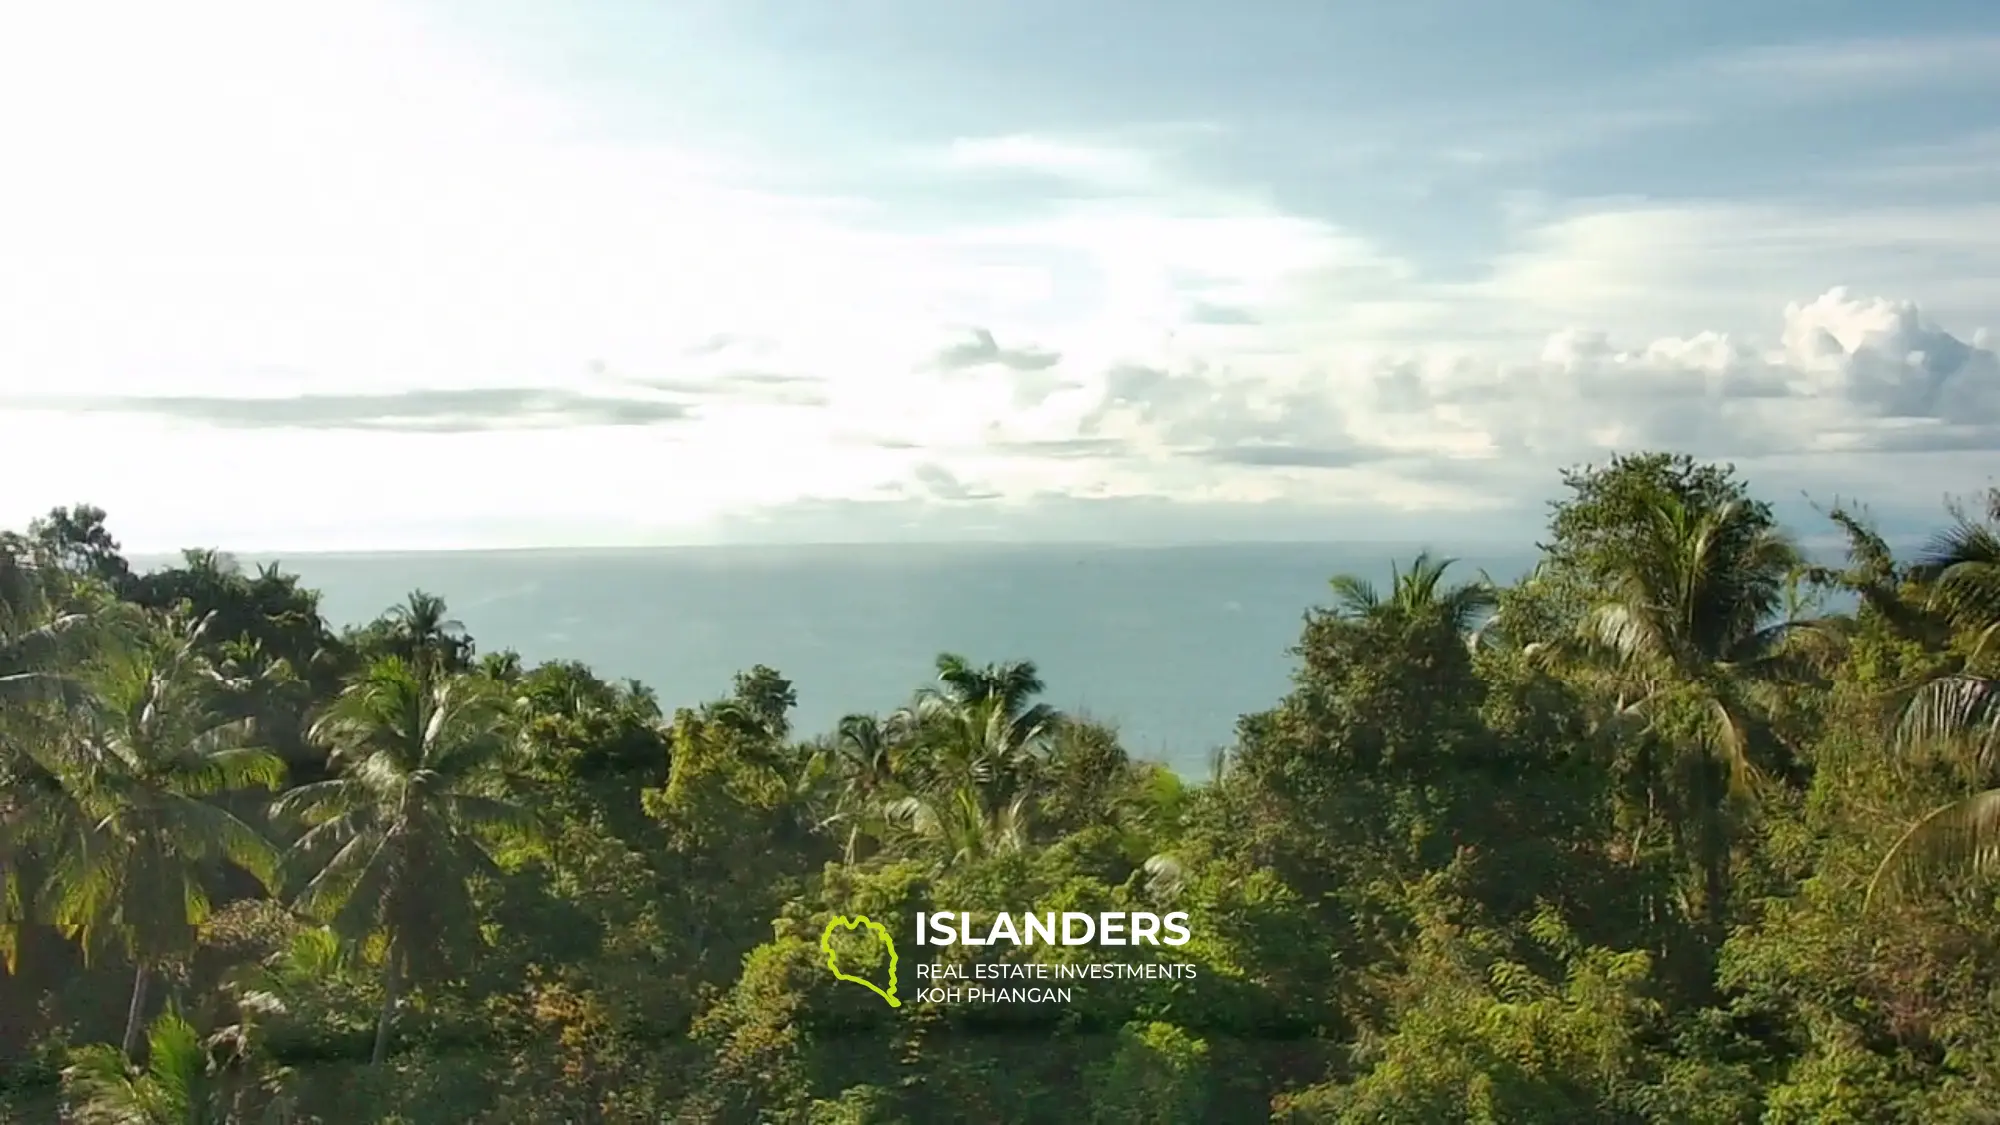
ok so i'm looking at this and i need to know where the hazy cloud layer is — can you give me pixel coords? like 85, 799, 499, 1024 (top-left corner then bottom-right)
623, 371, 831, 407
9, 388, 699, 433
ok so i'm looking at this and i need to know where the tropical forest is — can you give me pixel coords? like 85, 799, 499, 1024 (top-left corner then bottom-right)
8, 450, 2000, 1124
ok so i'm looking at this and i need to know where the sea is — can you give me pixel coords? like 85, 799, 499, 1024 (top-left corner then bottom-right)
187, 542, 1536, 776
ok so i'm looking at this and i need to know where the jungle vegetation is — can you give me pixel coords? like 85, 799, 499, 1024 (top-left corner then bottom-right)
6, 451, 2000, 1123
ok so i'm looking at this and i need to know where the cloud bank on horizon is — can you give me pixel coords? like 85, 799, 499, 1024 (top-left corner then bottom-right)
1, 0, 1996, 551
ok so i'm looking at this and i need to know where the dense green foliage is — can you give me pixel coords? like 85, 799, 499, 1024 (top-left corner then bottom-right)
7, 452, 2000, 1122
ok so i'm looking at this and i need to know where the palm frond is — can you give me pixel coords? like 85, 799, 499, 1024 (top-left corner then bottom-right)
1894, 674, 2000, 774
1913, 515, 2000, 632
1326, 575, 1379, 617
268, 778, 370, 825
157, 796, 283, 891
62, 1010, 213, 1125
1867, 788, 2000, 909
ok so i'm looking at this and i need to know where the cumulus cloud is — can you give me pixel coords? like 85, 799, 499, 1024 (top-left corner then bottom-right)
7, 388, 699, 433
975, 288, 1999, 487
1072, 359, 1381, 467
734, 287, 1996, 550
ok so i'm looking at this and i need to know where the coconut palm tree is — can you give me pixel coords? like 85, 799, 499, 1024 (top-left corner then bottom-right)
882, 784, 1030, 870
38, 611, 286, 1062
270, 656, 537, 1066
478, 649, 524, 685
901, 654, 1061, 807
1530, 494, 1834, 927
1327, 551, 1498, 642
0, 545, 105, 972
815, 713, 905, 863
0, 543, 127, 708
1866, 493, 2000, 905
1540, 497, 1829, 778
381, 590, 471, 681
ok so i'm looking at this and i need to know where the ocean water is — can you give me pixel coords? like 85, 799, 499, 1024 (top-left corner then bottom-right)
225, 543, 1538, 776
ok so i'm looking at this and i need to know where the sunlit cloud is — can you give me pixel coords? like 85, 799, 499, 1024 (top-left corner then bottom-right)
1, 2, 1996, 550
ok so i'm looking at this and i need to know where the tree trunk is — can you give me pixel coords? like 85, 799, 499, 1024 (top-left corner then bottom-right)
371, 940, 401, 1067
1702, 828, 1731, 933
121, 960, 150, 1063
1693, 761, 1731, 934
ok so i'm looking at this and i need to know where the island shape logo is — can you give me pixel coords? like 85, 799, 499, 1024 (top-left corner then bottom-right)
820, 914, 901, 1007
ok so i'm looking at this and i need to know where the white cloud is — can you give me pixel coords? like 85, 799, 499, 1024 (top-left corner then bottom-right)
805, 286, 1999, 536
3, 8, 1998, 551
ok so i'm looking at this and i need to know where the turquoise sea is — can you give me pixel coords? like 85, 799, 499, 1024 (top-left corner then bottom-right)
221, 543, 1538, 775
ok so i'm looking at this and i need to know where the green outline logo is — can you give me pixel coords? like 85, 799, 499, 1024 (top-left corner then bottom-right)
820, 914, 901, 1007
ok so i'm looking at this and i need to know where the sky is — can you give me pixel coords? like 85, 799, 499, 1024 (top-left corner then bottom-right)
2, 1, 1997, 552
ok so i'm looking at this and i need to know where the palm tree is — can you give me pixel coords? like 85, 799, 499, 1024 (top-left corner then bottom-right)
40, 611, 286, 1062
479, 650, 524, 685
64, 1011, 216, 1125
382, 590, 470, 681
882, 784, 1031, 869
62, 1009, 282, 1124
219, 922, 373, 1065
177, 548, 238, 579
1327, 551, 1498, 641
1866, 494, 2000, 905
270, 657, 536, 1066
815, 714, 905, 863
1908, 493, 2000, 652
0, 544, 126, 708
1799, 502, 1935, 641
620, 678, 660, 717
0, 734, 88, 977
1541, 497, 1827, 778
1531, 494, 1831, 927
0, 545, 109, 972
901, 654, 1062, 807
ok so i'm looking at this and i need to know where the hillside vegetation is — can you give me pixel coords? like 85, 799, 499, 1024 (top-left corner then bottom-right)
7, 451, 2000, 1123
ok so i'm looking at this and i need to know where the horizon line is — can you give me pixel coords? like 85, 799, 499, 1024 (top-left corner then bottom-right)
125, 537, 1541, 561
115, 532, 1895, 564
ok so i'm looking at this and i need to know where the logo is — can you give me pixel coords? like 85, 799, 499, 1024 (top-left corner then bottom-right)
915, 910, 1190, 946
820, 914, 901, 1007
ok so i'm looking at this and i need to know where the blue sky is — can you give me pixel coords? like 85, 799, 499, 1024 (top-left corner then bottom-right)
0, 0, 1996, 550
